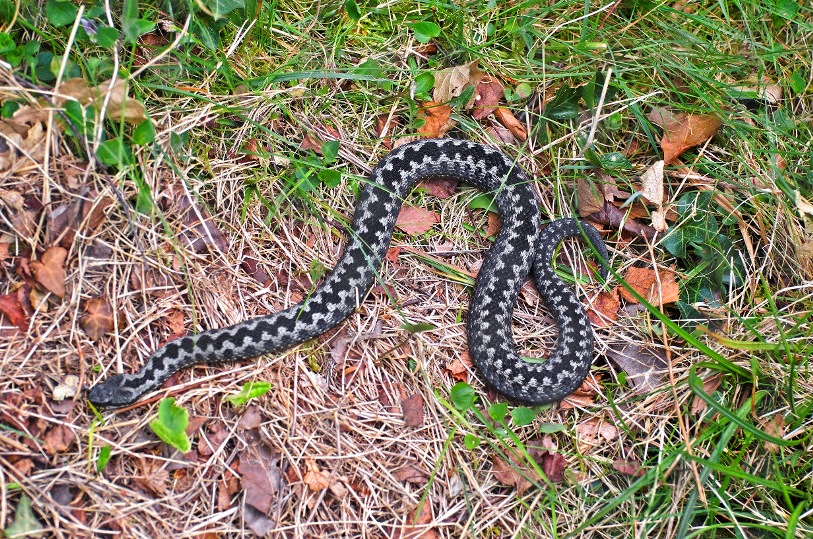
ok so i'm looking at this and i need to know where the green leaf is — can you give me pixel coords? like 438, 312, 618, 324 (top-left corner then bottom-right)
515, 82, 533, 99
4, 494, 44, 538
467, 192, 497, 213
132, 119, 155, 145
789, 70, 806, 94
1, 100, 20, 118
309, 259, 328, 282
464, 433, 480, 450
413, 71, 435, 96
96, 445, 112, 472
510, 406, 536, 427
401, 322, 435, 334
95, 26, 120, 48
321, 140, 339, 164
318, 169, 342, 188
538, 422, 567, 434
0, 32, 14, 54
122, 0, 139, 43
96, 139, 132, 168
345, 0, 361, 20
599, 152, 632, 171
488, 402, 508, 422
775, 0, 799, 19
409, 21, 440, 44
543, 84, 581, 120
148, 398, 191, 453
450, 382, 476, 411
204, 0, 245, 18
223, 381, 272, 406
45, 0, 78, 27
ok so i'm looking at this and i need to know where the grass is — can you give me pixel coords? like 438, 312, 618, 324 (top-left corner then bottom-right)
1, 0, 812, 537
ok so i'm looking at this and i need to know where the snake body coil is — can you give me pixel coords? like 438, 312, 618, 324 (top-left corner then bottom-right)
88, 139, 608, 408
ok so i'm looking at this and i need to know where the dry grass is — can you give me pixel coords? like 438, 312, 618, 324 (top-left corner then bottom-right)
2, 1, 813, 538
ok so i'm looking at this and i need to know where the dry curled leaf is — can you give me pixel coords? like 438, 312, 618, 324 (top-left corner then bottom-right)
493, 107, 527, 140
0, 293, 29, 331
586, 289, 620, 327
491, 453, 533, 495
30, 246, 68, 298
401, 393, 425, 427
393, 500, 437, 539
237, 445, 282, 514
57, 78, 147, 125
648, 108, 722, 164
417, 102, 453, 138
472, 78, 505, 120
605, 343, 669, 394
432, 60, 485, 103
618, 266, 679, 306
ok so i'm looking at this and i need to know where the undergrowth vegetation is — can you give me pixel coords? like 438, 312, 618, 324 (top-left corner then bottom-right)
0, 0, 811, 537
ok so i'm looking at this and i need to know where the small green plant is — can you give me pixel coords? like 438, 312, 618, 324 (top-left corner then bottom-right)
149, 398, 191, 453
223, 381, 272, 406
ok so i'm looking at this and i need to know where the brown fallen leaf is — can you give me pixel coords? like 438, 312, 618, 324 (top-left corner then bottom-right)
80, 297, 117, 340
376, 113, 398, 149
485, 212, 501, 239
396, 205, 440, 236
160, 184, 229, 255
31, 246, 68, 297
577, 177, 605, 217
57, 78, 147, 125
472, 78, 505, 120
420, 177, 458, 199
639, 160, 667, 232
393, 463, 430, 484
586, 289, 620, 327
0, 293, 29, 331
393, 500, 437, 539
432, 60, 485, 103
761, 413, 785, 454
491, 452, 534, 495
613, 459, 645, 477
689, 372, 724, 414
445, 350, 472, 382
236, 445, 282, 514
134, 457, 169, 496
402, 393, 425, 427
42, 423, 76, 455
217, 469, 239, 511
417, 102, 453, 138
303, 459, 330, 492
648, 108, 722, 164
618, 266, 679, 306
540, 452, 566, 483
605, 343, 669, 394
493, 107, 527, 140
575, 418, 618, 454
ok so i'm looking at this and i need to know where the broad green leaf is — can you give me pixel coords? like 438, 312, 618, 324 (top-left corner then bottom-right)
224, 381, 272, 406
45, 0, 77, 27
464, 433, 480, 450
543, 84, 581, 120
488, 402, 508, 422
345, 0, 361, 20
413, 72, 435, 96
510, 406, 536, 427
321, 140, 339, 164
467, 192, 497, 213
121, 0, 139, 43
409, 21, 440, 44
148, 398, 191, 453
450, 382, 476, 411
132, 118, 155, 145
538, 422, 567, 434
4, 495, 44, 538
318, 169, 342, 187
95, 26, 120, 48
0, 32, 14, 54
205, 0, 245, 18
96, 139, 132, 168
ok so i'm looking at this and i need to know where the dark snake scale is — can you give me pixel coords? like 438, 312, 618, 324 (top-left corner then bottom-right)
88, 139, 609, 408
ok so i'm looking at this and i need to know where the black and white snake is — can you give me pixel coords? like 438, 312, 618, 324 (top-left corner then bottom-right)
87, 139, 609, 408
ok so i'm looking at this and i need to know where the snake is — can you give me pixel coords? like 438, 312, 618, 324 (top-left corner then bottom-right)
87, 138, 609, 408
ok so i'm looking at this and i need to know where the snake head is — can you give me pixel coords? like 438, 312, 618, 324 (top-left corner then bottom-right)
86, 374, 140, 408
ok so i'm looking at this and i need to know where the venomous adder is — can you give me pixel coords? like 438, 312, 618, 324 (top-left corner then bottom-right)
88, 138, 609, 408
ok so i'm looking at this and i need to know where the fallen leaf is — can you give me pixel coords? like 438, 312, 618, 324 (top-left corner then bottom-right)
445, 351, 472, 382
303, 459, 330, 492
393, 463, 430, 484
161, 184, 230, 254
613, 459, 645, 477
402, 393, 424, 427
300, 132, 323, 152
244, 504, 276, 536
58, 78, 147, 125
52, 375, 79, 401
396, 205, 440, 235
236, 445, 282, 514
540, 452, 566, 483
575, 418, 618, 454
640, 160, 667, 232
577, 177, 605, 217
493, 107, 527, 140
393, 500, 437, 539
472, 78, 505, 120
376, 113, 398, 149
420, 177, 458, 199
417, 102, 453, 138
486, 212, 501, 238
648, 109, 722, 164
42, 424, 76, 455
761, 413, 785, 454
586, 289, 620, 327
689, 373, 724, 414
618, 266, 679, 306
134, 457, 169, 496
491, 453, 533, 495
432, 60, 485, 103
605, 344, 669, 394
0, 293, 29, 331
30, 246, 68, 297
79, 297, 116, 340
217, 469, 239, 511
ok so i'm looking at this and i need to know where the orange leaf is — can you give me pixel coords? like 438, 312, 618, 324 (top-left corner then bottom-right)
0, 293, 28, 331
618, 266, 679, 306
31, 246, 68, 297
417, 102, 453, 138
80, 297, 116, 340
657, 112, 722, 164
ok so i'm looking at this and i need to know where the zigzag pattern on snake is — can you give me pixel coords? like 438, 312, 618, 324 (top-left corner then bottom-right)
87, 138, 609, 408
